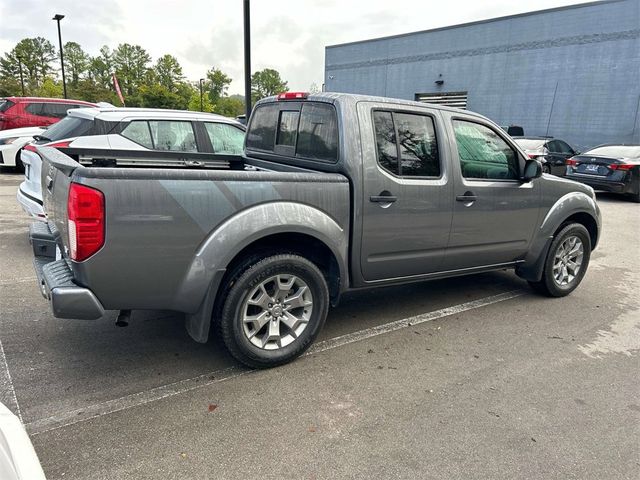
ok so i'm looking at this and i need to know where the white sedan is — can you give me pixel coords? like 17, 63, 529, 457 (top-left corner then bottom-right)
0, 403, 46, 480
0, 127, 44, 170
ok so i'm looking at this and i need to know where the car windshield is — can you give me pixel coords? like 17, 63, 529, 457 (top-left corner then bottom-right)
584, 145, 640, 159
514, 139, 546, 150
38, 115, 93, 143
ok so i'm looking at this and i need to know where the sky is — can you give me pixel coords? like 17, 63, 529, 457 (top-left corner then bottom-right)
0, 0, 589, 94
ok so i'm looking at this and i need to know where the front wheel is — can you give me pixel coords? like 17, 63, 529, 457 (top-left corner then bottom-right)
219, 254, 329, 368
528, 223, 591, 297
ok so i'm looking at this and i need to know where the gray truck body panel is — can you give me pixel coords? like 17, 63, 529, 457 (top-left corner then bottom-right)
34, 93, 601, 343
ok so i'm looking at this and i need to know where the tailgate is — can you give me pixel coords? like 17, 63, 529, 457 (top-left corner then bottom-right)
38, 146, 80, 253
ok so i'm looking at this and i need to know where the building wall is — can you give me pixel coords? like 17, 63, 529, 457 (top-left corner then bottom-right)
324, 0, 640, 150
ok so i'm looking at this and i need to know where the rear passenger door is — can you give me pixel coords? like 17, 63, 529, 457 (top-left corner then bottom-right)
359, 103, 454, 281
443, 115, 540, 270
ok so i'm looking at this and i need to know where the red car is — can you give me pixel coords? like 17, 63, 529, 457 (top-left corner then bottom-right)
0, 97, 97, 131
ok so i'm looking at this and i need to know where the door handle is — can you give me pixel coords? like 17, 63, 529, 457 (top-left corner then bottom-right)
456, 192, 477, 203
370, 193, 397, 203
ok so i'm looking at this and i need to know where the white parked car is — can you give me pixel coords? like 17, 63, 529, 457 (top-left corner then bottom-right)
0, 402, 46, 480
0, 127, 44, 170
17, 106, 245, 220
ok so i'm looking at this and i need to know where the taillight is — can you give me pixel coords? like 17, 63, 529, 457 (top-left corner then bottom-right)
67, 183, 104, 261
609, 163, 634, 171
277, 92, 309, 100
527, 154, 538, 159
24, 144, 38, 153
566, 158, 578, 166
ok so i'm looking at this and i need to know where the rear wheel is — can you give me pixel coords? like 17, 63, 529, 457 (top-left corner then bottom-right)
218, 254, 329, 368
528, 223, 591, 297
542, 163, 551, 174
14, 150, 24, 173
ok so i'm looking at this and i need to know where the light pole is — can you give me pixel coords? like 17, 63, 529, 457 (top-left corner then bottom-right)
52, 14, 67, 99
243, 0, 251, 121
16, 56, 25, 96
199, 78, 205, 111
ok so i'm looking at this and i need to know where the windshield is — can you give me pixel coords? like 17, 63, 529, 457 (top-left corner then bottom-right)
584, 145, 640, 159
514, 138, 546, 150
37, 116, 94, 143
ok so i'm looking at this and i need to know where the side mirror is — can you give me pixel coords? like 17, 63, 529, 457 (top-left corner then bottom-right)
522, 159, 543, 181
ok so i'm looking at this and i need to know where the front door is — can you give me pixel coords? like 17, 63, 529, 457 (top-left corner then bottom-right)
359, 104, 453, 281
443, 115, 541, 271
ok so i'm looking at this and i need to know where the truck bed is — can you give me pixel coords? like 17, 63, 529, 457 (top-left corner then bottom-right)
39, 146, 350, 315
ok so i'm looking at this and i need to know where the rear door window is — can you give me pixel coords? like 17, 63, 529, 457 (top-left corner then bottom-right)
372, 110, 440, 177
25, 103, 46, 116
204, 123, 245, 154
453, 120, 519, 180
121, 121, 153, 149
148, 120, 197, 152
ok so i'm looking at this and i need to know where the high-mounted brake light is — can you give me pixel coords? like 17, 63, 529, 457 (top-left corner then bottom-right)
608, 163, 634, 171
277, 92, 309, 100
67, 183, 104, 261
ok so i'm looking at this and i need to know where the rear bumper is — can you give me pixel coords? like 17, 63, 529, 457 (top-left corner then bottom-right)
30, 222, 104, 320
565, 174, 632, 194
17, 183, 45, 220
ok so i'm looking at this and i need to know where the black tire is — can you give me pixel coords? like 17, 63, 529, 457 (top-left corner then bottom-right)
628, 190, 640, 203
528, 223, 591, 297
542, 163, 551, 174
218, 254, 329, 368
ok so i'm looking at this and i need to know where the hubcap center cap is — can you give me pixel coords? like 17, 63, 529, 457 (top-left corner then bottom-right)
272, 305, 283, 317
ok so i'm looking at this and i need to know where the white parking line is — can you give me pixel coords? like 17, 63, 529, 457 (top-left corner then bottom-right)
0, 336, 23, 422
26, 289, 524, 436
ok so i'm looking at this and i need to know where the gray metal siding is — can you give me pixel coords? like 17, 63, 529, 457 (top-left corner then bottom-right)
325, 0, 640, 151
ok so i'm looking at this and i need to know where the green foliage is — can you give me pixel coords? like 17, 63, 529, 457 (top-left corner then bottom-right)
0, 36, 282, 120
154, 54, 184, 91
35, 77, 63, 98
251, 68, 289, 103
214, 96, 244, 117
206, 68, 232, 103
63, 42, 89, 86
1, 37, 57, 89
111, 43, 151, 96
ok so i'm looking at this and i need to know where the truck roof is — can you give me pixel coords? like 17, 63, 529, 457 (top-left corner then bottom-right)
255, 91, 489, 120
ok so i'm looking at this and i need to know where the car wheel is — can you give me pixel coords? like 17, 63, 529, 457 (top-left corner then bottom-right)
528, 223, 591, 297
219, 254, 329, 368
542, 164, 551, 174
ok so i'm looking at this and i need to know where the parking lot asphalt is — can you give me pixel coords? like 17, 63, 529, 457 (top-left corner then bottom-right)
0, 168, 638, 480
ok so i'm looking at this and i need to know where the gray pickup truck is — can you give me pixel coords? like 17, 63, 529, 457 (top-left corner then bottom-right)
31, 92, 601, 368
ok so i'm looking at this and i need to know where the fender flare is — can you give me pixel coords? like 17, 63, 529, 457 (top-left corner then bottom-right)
517, 191, 600, 281
181, 201, 349, 342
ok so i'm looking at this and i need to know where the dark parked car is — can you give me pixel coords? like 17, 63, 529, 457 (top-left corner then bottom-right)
513, 136, 578, 176
566, 144, 640, 202
0, 97, 97, 130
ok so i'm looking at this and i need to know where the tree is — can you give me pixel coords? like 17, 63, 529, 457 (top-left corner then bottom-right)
0, 37, 57, 88
205, 67, 231, 103
138, 83, 187, 110
215, 96, 244, 117
88, 46, 113, 89
187, 88, 213, 113
111, 43, 151, 96
35, 77, 63, 98
154, 54, 183, 91
309, 82, 321, 93
251, 68, 288, 103
63, 42, 89, 86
